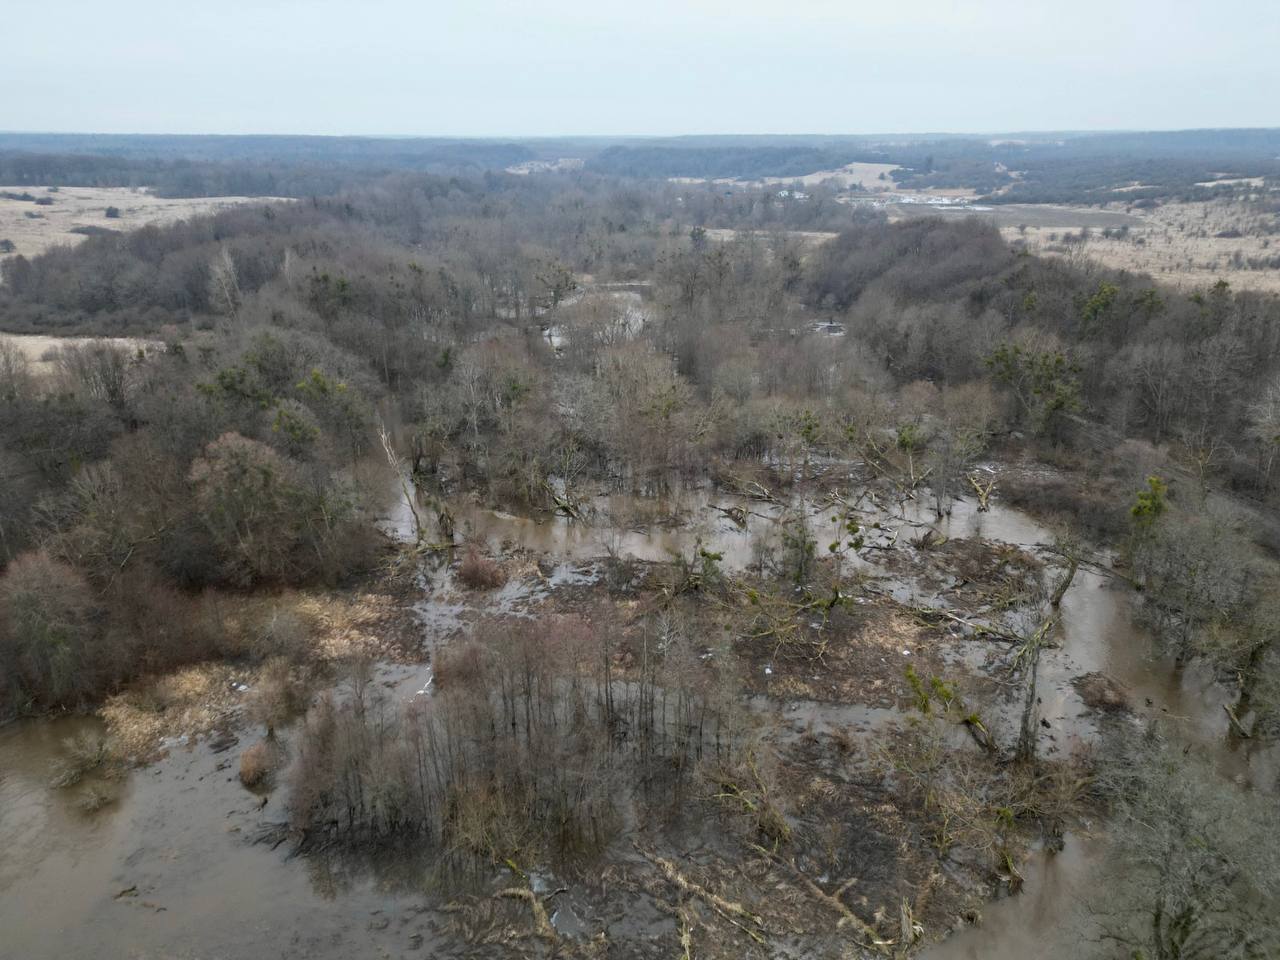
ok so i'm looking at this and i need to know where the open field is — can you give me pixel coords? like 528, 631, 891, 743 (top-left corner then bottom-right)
0, 332, 163, 372
757, 160, 901, 190
702, 226, 840, 245
671, 161, 902, 192
0, 185, 276, 267
890, 202, 1143, 230
864, 193, 1280, 293
692, 196, 1280, 293
1000, 197, 1280, 292
672, 162, 984, 198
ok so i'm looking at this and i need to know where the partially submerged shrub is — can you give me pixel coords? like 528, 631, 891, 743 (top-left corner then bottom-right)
77, 783, 119, 813
239, 738, 282, 788
432, 639, 486, 690
708, 748, 792, 846
288, 616, 738, 870
50, 730, 111, 788
457, 547, 506, 590
248, 657, 306, 737
241, 605, 301, 659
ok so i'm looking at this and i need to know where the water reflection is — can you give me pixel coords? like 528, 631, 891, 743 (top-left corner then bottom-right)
0, 720, 449, 959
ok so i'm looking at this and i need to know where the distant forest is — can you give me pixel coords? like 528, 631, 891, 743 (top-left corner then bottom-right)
2, 129, 1279, 201
0, 135, 548, 197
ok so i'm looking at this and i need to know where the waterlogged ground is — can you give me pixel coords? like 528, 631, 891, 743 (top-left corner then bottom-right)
3, 473, 1275, 958
0, 717, 453, 959
399, 482, 1256, 760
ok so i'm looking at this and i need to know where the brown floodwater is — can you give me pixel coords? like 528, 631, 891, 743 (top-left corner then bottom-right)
4, 476, 1273, 958
0, 717, 446, 960
920, 833, 1104, 960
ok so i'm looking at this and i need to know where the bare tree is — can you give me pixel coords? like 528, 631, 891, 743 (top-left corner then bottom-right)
1131, 507, 1252, 665
1092, 731, 1280, 960
0, 339, 32, 405
209, 246, 242, 320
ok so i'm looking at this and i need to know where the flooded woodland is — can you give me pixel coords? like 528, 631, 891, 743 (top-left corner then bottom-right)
3, 164, 1280, 960
4, 464, 1277, 958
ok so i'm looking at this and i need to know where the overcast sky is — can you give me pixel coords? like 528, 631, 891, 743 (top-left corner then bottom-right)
3, 0, 1277, 136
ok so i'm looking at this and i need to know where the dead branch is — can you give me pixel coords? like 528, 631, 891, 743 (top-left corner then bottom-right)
378, 419, 423, 543
903, 603, 1021, 643
731, 477, 781, 504
1224, 703, 1251, 739
545, 480, 585, 520
713, 504, 749, 527
750, 845, 888, 952
637, 846, 765, 944
963, 714, 999, 753
968, 473, 997, 511
1039, 545, 1138, 587
495, 888, 556, 940
678, 906, 694, 960
899, 898, 924, 949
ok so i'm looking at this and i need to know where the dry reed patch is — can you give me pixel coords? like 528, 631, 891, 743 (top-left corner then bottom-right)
101, 663, 248, 760
0, 333, 162, 376
287, 590, 414, 661
96, 584, 418, 760
193, 588, 412, 663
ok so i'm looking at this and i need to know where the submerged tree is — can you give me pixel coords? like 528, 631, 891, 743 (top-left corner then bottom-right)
1130, 505, 1251, 665
1093, 731, 1280, 960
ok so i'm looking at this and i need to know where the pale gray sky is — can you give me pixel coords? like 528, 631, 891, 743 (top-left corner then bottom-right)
3, 0, 1277, 136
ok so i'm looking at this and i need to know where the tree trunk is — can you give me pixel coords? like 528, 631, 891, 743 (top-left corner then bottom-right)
1051, 558, 1079, 607
1015, 646, 1042, 764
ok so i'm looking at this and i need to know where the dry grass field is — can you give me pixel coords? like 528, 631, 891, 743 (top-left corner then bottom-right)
701, 226, 839, 245
757, 160, 902, 190
670, 160, 903, 192
0, 185, 275, 267
0, 332, 162, 373
1002, 196, 1280, 292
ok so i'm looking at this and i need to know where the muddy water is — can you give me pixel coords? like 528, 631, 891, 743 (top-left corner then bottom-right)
916, 495, 1280, 782
920, 834, 1104, 960
0, 718, 446, 960
900, 501, 1278, 958
389, 481, 995, 574
385, 483, 776, 568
